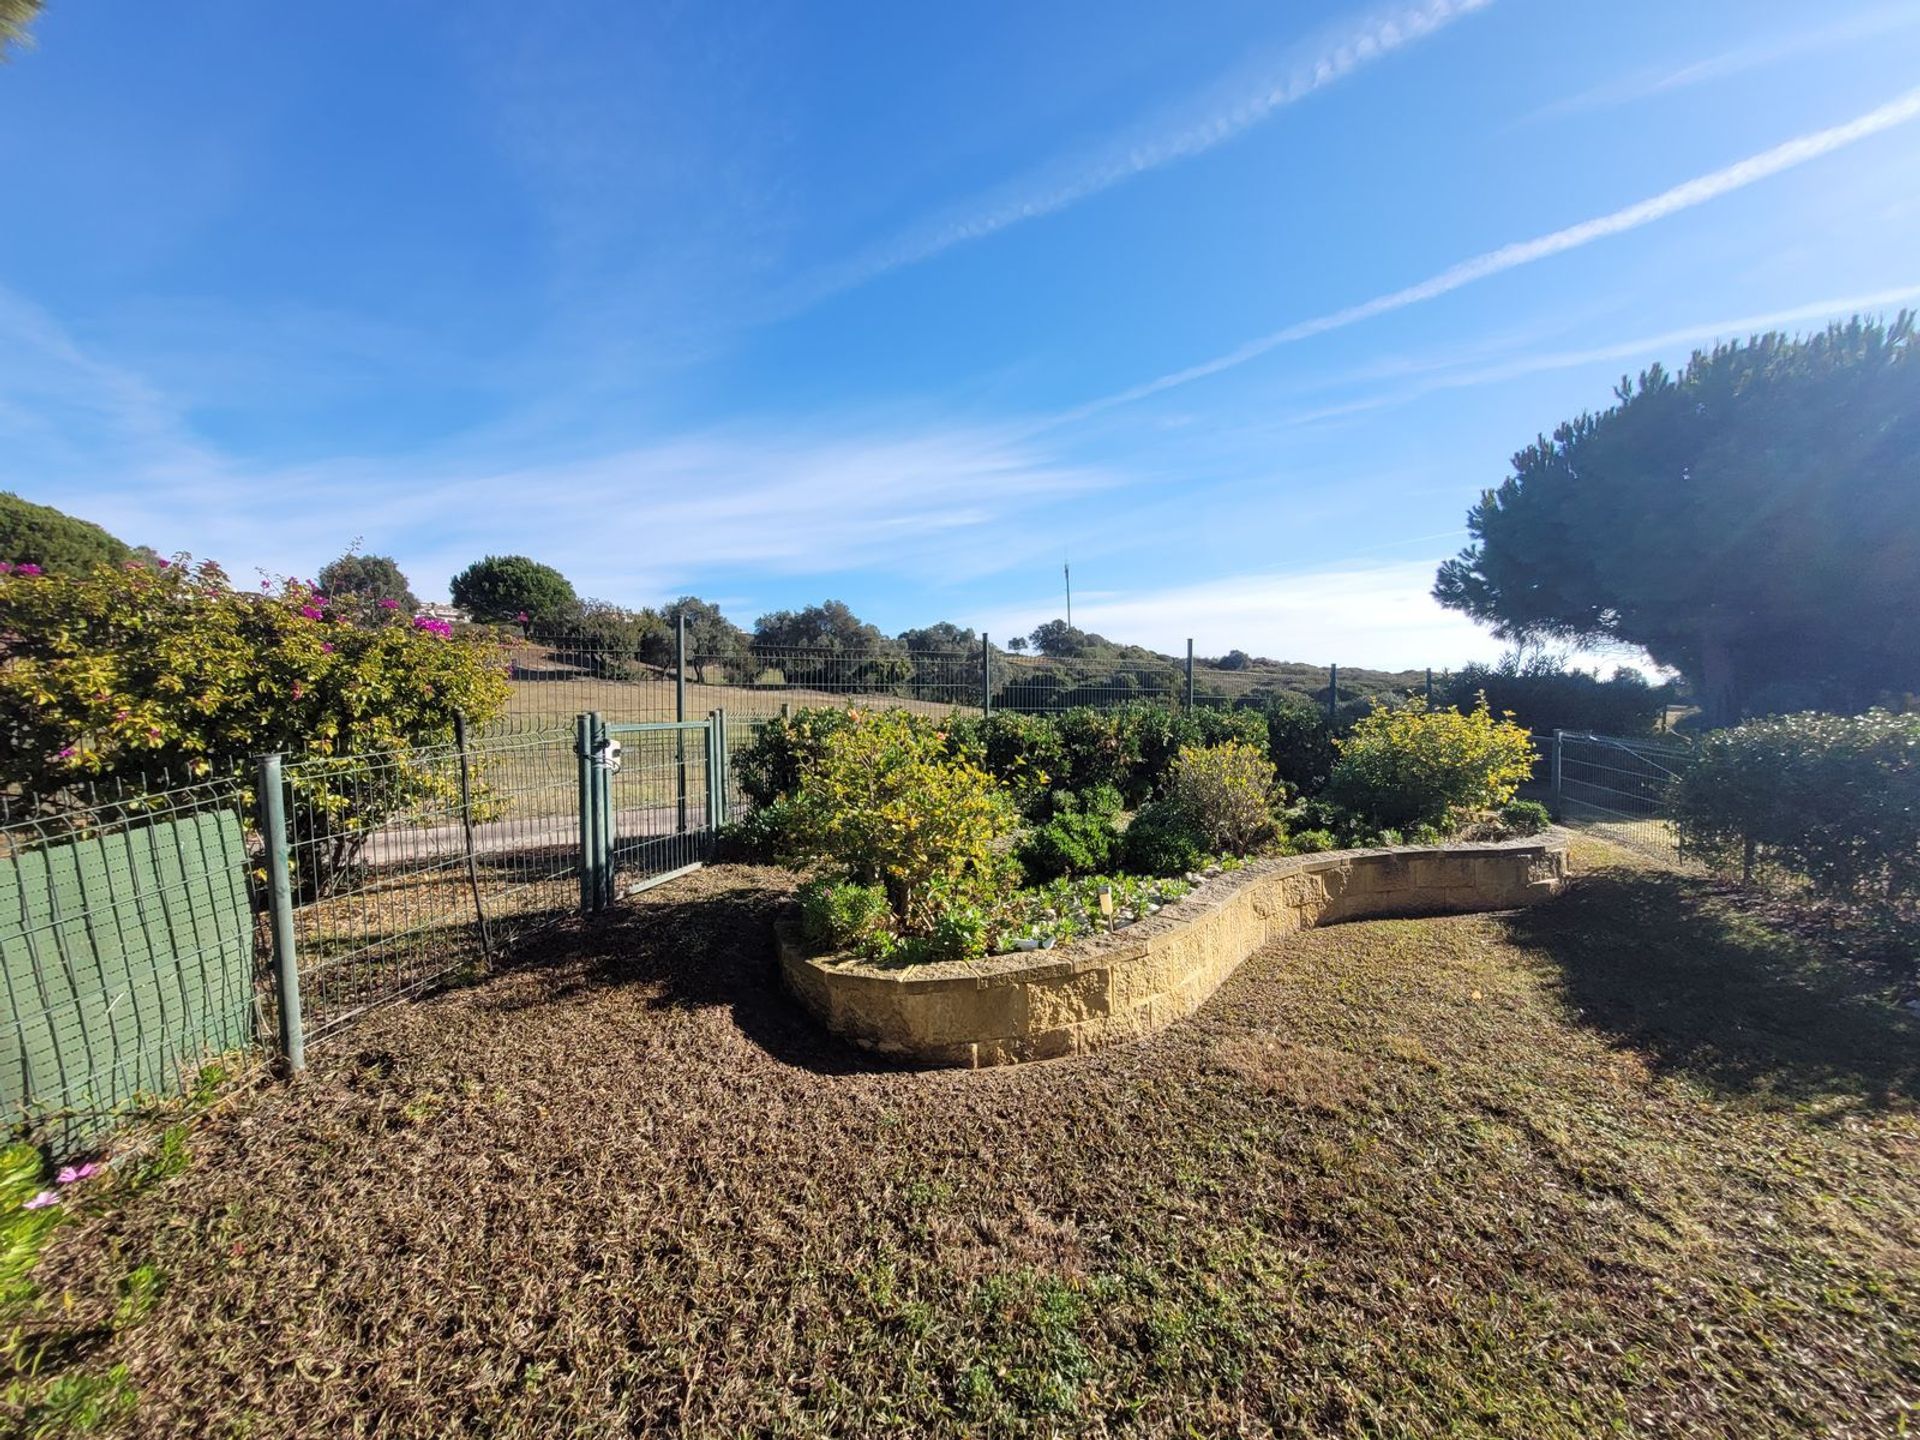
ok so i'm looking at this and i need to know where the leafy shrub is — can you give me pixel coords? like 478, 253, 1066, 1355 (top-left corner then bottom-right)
1122, 798, 1207, 877
1054, 707, 1142, 799
1670, 710, 1919, 909
0, 560, 511, 884
944, 710, 1064, 817
921, 899, 991, 963
1286, 828, 1337, 854
786, 707, 1017, 935
1164, 741, 1281, 855
796, 877, 893, 955
558, 599, 668, 680
1075, 782, 1124, 819
1498, 799, 1552, 836
1264, 694, 1340, 794
715, 795, 802, 862
1325, 699, 1535, 831
734, 708, 856, 808
1017, 810, 1123, 883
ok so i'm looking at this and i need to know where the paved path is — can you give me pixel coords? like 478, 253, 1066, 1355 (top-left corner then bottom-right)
359, 803, 713, 866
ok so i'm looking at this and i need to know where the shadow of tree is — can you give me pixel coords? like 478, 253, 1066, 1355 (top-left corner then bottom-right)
481, 871, 888, 1076
1504, 869, 1919, 1112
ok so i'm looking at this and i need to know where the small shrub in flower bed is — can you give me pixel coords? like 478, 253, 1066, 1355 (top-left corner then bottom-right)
991, 873, 1196, 952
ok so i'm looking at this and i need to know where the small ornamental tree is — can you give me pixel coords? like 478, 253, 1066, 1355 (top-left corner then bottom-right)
0, 558, 511, 885
1326, 699, 1535, 831
1164, 741, 1281, 855
785, 707, 1016, 937
450, 554, 577, 626
0, 492, 132, 575
316, 551, 419, 614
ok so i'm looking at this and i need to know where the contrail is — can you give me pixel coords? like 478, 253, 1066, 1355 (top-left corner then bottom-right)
1046, 87, 1920, 427
799, 0, 1495, 301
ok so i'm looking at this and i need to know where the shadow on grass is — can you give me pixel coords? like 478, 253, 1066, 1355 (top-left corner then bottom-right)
1506, 869, 1919, 1112
485, 872, 885, 1076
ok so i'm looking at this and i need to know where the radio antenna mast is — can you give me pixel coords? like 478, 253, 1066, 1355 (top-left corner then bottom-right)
1064, 551, 1072, 629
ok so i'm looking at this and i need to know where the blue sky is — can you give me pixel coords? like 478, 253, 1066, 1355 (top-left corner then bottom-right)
3, 0, 1918, 667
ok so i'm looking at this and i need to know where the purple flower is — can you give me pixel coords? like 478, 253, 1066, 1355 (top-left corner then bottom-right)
57, 745, 76, 759
22, 1190, 59, 1210
379, 598, 401, 610
321, 642, 335, 654
56, 1162, 103, 1185
15, 563, 40, 576
299, 605, 325, 621
157, 558, 170, 569
412, 615, 452, 637
0, 563, 12, 574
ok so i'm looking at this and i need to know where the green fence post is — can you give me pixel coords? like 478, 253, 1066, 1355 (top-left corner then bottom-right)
255, 753, 305, 1073
1327, 664, 1338, 726
1425, 668, 1434, 705
1550, 728, 1565, 819
593, 712, 614, 911
705, 711, 720, 835
676, 613, 689, 834
575, 713, 595, 914
1185, 639, 1194, 713
981, 633, 991, 718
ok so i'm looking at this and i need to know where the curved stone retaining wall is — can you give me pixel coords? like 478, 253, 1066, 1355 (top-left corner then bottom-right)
778, 840, 1567, 1068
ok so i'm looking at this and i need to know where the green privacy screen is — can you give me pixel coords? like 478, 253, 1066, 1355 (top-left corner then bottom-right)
1, 807, 256, 1150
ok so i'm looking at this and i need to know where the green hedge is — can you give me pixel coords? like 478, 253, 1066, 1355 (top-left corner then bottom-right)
1671, 710, 1919, 910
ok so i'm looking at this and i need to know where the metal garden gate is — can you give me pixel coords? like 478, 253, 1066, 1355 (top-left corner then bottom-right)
575, 711, 731, 912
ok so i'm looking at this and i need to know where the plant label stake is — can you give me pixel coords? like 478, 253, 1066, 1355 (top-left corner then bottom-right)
1099, 885, 1114, 932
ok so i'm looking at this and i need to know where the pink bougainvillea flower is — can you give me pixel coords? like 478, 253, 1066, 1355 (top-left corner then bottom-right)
0, 562, 13, 574
15, 563, 41, 576
516, 611, 529, 623
22, 1190, 59, 1210
379, 598, 400, 610
57, 745, 77, 759
299, 604, 325, 621
291, 682, 305, 700
321, 642, 335, 654
56, 1162, 103, 1185
156, 558, 170, 569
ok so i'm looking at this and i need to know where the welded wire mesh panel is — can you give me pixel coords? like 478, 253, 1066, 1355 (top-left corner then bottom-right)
995, 653, 1184, 713
282, 727, 579, 1042
0, 778, 258, 1155
1556, 731, 1691, 859
496, 634, 679, 731
605, 722, 716, 892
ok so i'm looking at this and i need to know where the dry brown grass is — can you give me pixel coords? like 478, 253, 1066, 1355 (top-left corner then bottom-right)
13, 845, 1919, 1438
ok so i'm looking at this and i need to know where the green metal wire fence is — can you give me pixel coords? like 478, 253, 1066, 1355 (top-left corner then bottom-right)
0, 777, 260, 1157
496, 632, 1439, 734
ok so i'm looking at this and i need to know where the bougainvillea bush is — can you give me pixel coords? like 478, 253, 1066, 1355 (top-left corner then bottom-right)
0, 558, 510, 883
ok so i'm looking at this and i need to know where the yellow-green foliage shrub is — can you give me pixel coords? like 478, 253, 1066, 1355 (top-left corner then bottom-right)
787, 707, 1016, 935
1326, 699, 1535, 831
1164, 740, 1281, 855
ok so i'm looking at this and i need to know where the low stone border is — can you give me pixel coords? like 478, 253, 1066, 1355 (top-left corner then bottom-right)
777, 839, 1568, 1068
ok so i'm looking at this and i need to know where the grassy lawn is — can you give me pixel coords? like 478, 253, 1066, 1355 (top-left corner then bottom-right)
13, 839, 1917, 1438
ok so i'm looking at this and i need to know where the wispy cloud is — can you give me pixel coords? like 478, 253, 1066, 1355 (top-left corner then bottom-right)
1045, 87, 1920, 426
1526, 5, 1920, 124
794, 0, 1494, 303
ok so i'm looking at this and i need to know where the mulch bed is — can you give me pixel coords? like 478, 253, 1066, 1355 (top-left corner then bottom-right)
17, 854, 1920, 1438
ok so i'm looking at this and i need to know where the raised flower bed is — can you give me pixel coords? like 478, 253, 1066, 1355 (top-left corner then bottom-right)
778, 838, 1567, 1067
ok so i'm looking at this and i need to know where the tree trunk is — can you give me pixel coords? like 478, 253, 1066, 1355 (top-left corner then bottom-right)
1696, 627, 1740, 729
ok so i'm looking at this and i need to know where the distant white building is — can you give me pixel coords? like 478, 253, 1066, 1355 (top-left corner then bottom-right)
415, 602, 469, 624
